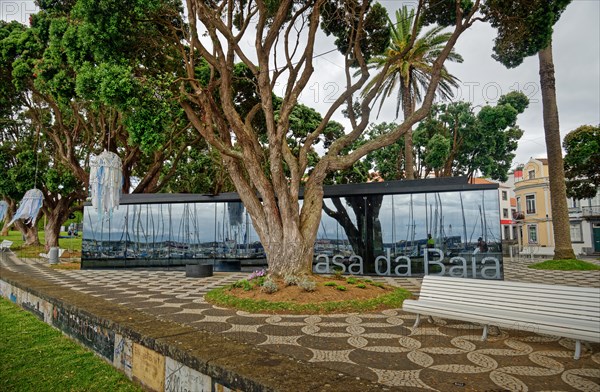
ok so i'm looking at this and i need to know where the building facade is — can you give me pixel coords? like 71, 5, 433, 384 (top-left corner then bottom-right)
567, 192, 600, 255
513, 158, 600, 255
82, 177, 504, 279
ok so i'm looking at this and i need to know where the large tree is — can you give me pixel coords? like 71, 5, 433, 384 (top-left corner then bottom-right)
563, 125, 600, 200
1, 1, 214, 247
0, 97, 86, 247
175, 0, 481, 277
485, 0, 575, 259
364, 5, 463, 180
414, 91, 528, 180
0, 2, 205, 250
1, 1, 198, 197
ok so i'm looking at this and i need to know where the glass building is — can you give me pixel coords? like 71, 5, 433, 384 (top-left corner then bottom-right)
82, 177, 503, 279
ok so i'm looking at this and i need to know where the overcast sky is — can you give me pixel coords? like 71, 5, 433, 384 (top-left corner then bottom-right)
2, 0, 598, 168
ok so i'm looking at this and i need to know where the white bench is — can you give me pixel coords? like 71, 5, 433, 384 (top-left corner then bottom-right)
403, 275, 600, 359
39, 248, 66, 259
0, 240, 14, 254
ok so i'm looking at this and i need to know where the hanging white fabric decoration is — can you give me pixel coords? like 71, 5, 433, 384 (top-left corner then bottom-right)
8, 189, 44, 226
0, 200, 8, 222
89, 150, 123, 218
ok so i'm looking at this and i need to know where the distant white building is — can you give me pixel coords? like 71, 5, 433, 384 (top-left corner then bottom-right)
567, 192, 600, 255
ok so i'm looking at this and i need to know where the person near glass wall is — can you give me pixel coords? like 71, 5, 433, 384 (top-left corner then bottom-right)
473, 237, 488, 254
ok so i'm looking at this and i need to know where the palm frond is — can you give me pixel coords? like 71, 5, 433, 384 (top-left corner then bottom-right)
361, 4, 463, 117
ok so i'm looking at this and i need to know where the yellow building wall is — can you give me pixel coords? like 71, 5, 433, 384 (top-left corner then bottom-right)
514, 159, 554, 248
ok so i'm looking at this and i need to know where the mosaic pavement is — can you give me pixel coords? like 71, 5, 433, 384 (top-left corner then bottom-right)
1, 253, 599, 391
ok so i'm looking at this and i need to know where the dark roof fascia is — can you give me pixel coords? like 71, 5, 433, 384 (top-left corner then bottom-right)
84, 177, 498, 206
319, 176, 498, 197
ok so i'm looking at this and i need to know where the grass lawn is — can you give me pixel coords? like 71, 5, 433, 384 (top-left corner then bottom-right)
0, 298, 141, 392
528, 259, 600, 271
0, 230, 82, 258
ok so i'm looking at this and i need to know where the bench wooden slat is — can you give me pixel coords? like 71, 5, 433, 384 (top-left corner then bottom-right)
419, 287, 600, 307
404, 299, 600, 333
422, 275, 599, 293
416, 290, 600, 319
420, 285, 600, 301
408, 299, 600, 321
420, 281, 600, 299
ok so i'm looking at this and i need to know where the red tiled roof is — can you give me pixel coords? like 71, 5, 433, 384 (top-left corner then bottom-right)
469, 178, 495, 185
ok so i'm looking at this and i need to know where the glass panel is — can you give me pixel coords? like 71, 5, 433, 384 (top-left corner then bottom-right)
528, 225, 538, 243
314, 189, 503, 279
215, 202, 261, 258
526, 195, 536, 214
317, 196, 358, 256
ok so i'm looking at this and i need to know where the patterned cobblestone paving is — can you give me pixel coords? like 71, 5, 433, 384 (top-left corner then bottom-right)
1, 253, 599, 391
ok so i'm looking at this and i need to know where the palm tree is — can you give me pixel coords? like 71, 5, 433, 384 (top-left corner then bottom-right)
364, 6, 463, 180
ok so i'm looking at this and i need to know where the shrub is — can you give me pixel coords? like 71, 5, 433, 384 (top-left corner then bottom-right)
346, 277, 358, 285
231, 279, 252, 291
261, 278, 279, 294
283, 274, 299, 286
324, 281, 337, 287
336, 285, 347, 291
356, 283, 366, 289
370, 282, 385, 289
298, 277, 317, 292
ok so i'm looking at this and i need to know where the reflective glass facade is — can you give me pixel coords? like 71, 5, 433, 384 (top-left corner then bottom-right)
82, 178, 503, 279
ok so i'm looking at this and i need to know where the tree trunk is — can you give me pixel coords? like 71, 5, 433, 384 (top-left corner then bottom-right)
42, 197, 75, 249
402, 83, 415, 180
1, 199, 16, 236
265, 236, 315, 277
44, 215, 62, 249
13, 220, 41, 246
538, 43, 575, 260
395, 150, 404, 180
322, 195, 384, 273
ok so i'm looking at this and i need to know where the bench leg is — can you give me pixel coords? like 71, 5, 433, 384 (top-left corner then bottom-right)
481, 325, 488, 341
574, 340, 581, 360
413, 314, 421, 329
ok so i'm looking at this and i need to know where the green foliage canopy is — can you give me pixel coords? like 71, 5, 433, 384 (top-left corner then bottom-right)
563, 125, 600, 200
321, 1, 390, 64
414, 91, 528, 181
484, 0, 571, 67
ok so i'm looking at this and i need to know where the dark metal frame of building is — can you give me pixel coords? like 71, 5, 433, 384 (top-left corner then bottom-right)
86, 177, 497, 206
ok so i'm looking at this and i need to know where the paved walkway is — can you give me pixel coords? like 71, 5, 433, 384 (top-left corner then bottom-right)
1, 254, 599, 391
